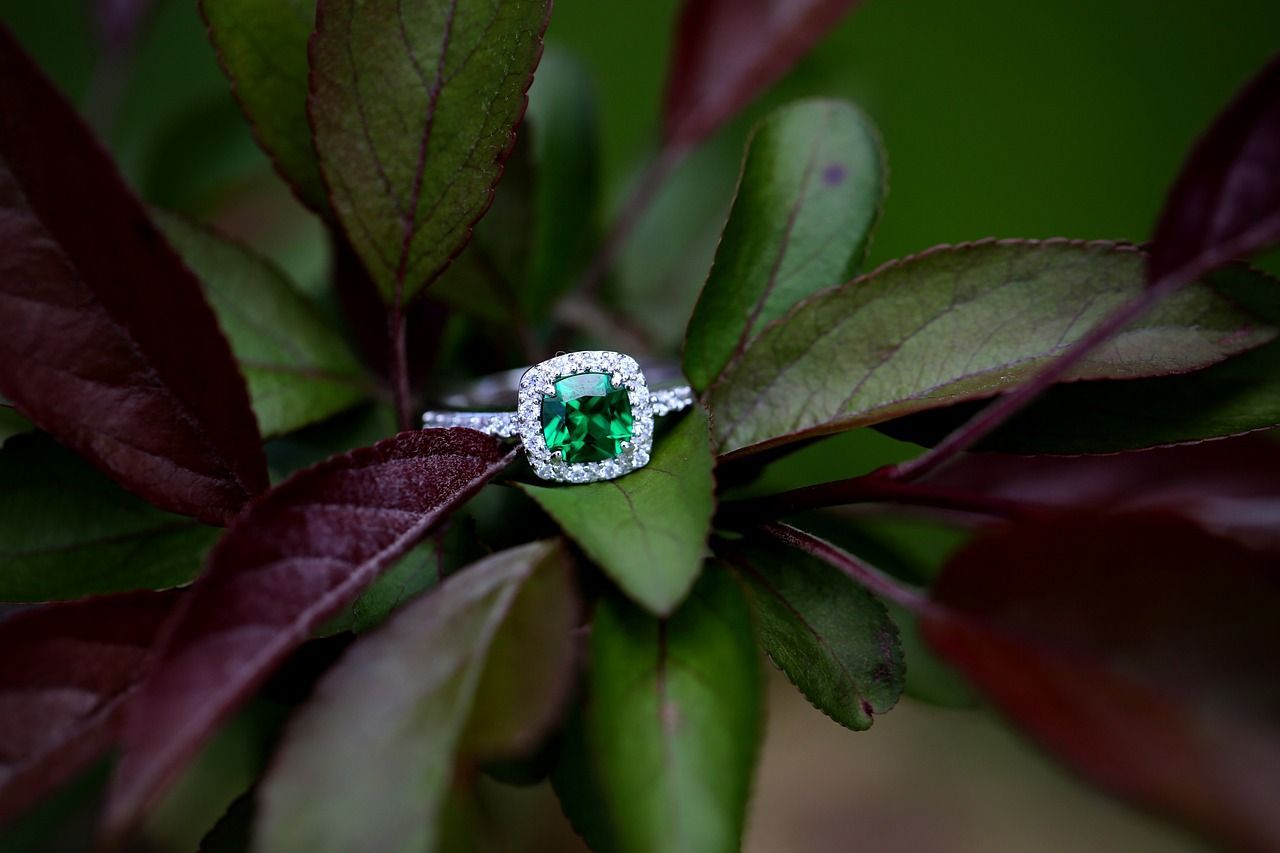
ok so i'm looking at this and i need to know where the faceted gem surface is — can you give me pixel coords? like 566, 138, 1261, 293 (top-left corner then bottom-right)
540, 372, 634, 463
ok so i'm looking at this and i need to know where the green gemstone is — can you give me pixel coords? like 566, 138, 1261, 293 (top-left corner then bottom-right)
540, 372, 634, 463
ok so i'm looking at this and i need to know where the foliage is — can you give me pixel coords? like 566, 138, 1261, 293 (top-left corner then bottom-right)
0, 2, 1278, 851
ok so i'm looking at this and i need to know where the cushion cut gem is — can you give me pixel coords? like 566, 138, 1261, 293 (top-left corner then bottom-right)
540, 372, 634, 464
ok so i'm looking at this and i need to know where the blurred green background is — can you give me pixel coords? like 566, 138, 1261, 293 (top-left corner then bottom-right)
2, 0, 1275, 849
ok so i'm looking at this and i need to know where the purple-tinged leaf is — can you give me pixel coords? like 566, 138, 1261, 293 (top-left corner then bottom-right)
102, 429, 516, 840
664, 0, 862, 150
307, 0, 551, 306
1150, 52, 1280, 284
921, 514, 1280, 850
927, 435, 1280, 553
0, 27, 268, 525
0, 590, 181, 825
707, 240, 1275, 460
256, 541, 577, 852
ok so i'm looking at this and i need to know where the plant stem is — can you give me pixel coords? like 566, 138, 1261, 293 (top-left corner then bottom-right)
575, 142, 688, 299
727, 471, 1041, 521
388, 307, 413, 432
888, 236, 1266, 483
762, 522, 930, 612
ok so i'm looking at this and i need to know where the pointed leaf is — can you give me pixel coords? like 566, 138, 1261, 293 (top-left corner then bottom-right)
0, 590, 181, 825
0, 28, 267, 524
718, 534, 902, 731
308, 0, 551, 304
664, 0, 862, 149
708, 240, 1275, 459
155, 212, 370, 439
922, 513, 1280, 850
201, 0, 329, 213
684, 99, 885, 391
255, 541, 577, 853
104, 429, 516, 838
576, 568, 762, 853
0, 435, 218, 603
520, 407, 716, 616
881, 264, 1280, 454
1150, 52, 1280, 283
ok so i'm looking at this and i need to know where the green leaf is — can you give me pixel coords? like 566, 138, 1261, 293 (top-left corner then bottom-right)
717, 535, 903, 731
684, 99, 885, 392
520, 407, 716, 616
0, 404, 30, 444
525, 48, 600, 320
573, 568, 762, 853
156, 212, 370, 439
200, 0, 329, 212
885, 264, 1280, 454
707, 240, 1277, 459
255, 541, 578, 853
0, 434, 218, 602
308, 0, 552, 305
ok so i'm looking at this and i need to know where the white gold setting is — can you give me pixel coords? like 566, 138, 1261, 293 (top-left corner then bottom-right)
516, 350, 653, 484
421, 351, 695, 484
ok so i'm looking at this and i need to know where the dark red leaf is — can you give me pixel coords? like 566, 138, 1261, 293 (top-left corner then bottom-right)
102, 428, 515, 839
0, 590, 181, 825
664, 0, 862, 149
0, 27, 268, 525
921, 514, 1280, 850
1150, 52, 1280, 283
926, 436, 1280, 553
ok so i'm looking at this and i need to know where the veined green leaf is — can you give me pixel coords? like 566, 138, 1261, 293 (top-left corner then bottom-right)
684, 99, 885, 391
255, 541, 577, 853
200, 0, 328, 212
0, 435, 217, 602
718, 535, 903, 730
564, 568, 762, 853
308, 0, 551, 304
708, 240, 1276, 458
156, 212, 369, 439
521, 407, 715, 616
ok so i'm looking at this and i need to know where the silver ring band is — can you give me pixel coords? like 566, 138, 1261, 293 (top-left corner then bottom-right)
421, 351, 695, 483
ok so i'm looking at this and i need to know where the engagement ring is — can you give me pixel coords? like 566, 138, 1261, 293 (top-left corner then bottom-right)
421, 351, 694, 483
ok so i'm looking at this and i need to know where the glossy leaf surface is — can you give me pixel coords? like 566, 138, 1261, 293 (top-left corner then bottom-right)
200, 0, 328, 212
104, 429, 515, 836
684, 99, 885, 391
157, 212, 369, 439
0, 435, 217, 603
308, 0, 551, 304
521, 408, 715, 616
708, 240, 1274, 458
0, 28, 267, 524
664, 0, 862, 148
256, 541, 576, 853
0, 591, 180, 825
719, 535, 902, 730
1149, 51, 1280, 282
923, 514, 1280, 850
574, 569, 762, 853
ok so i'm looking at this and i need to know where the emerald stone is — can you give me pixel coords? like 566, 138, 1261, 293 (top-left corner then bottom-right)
540, 372, 634, 463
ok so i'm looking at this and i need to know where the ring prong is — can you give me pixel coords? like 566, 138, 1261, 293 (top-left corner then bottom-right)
619, 441, 631, 453
551, 450, 563, 463
611, 372, 624, 388
543, 382, 556, 397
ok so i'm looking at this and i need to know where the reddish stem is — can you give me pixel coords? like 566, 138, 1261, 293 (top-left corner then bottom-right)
888, 235, 1268, 483
575, 142, 688, 299
729, 471, 1042, 521
762, 522, 930, 612
388, 307, 413, 432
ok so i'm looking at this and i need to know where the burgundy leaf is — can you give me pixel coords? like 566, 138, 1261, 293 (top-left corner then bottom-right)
1150, 52, 1280, 283
0, 590, 181, 825
921, 514, 1280, 850
102, 428, 515, 840
927, 435, 1280, 552
0, 28, 268, 525
664, 0, 862, 149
